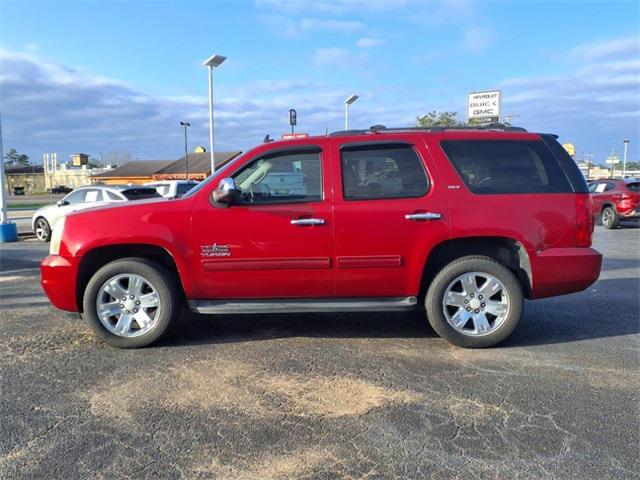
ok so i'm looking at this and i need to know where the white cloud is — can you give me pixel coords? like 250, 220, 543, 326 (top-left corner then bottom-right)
356, 37, 385, 48
463, 27, 495, 53
313, 47, 367, 66
300, 18, 364, 32
0, 49, 420, 162
499, 39, 640, 160
570, 35, 640, 61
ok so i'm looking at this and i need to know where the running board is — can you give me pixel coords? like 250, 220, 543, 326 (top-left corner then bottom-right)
188, 296, 418, 314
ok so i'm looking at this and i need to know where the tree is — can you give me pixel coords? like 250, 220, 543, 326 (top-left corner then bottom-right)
416, 111, 466, 128
3, 148, 30, 167
104, 151, 134, 167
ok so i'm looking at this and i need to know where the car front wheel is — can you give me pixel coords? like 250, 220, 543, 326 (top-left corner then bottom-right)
82, 258, 180, 348
34, 217, 51, 242
425, 256, 523, 348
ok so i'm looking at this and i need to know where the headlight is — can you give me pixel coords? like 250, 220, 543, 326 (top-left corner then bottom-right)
49, 217, 66, 255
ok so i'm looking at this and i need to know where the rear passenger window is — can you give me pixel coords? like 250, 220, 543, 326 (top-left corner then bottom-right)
341, 144, 429, 200
441, 140, 572, 194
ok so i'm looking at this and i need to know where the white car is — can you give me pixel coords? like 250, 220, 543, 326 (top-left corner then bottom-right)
144, 180, 199, 198
32, 185, 160, 242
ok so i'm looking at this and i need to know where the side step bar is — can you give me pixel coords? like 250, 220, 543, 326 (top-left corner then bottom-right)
188, 296, 418, 314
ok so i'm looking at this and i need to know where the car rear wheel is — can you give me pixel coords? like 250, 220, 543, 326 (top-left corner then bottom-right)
34, 217, 51, 242
425, 256, 523, 348
82, 258, 180, 348
601, 206, 619, 229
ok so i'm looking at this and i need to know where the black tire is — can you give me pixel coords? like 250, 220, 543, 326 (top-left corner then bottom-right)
34, 217, 51, 242
82, 257, 180, 348
425, 256, 524, 348
601, 206, 619, 229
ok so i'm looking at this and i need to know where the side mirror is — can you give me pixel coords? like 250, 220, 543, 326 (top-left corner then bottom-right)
213, 178, 240, 205
56, 200, 68, 207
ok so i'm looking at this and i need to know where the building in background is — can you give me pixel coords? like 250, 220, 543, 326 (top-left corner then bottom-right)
92, 160, 174, 185
153, 151, 241, 181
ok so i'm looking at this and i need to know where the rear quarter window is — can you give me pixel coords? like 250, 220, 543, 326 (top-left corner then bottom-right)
440, 140, 573, 194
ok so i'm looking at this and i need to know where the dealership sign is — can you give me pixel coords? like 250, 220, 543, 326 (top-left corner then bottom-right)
467, 90, 501, 124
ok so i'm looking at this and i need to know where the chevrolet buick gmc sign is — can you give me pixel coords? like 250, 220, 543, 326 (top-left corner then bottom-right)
467, 90, 501, 124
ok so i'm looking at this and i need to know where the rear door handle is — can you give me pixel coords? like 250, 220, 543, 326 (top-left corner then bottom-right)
405, 212, 442, 221
290, 218, 325, 226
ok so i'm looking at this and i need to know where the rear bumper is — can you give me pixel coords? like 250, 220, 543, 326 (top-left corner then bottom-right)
41, 255, 79, 312
530, 247, 602, 299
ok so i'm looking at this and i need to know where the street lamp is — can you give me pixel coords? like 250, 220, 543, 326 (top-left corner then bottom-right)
203, 53, 226, 176
180, 121, 191, 180
623, 139, 630, 178
344, 94, 359, 130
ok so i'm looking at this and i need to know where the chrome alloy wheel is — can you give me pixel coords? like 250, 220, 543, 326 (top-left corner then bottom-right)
96, 274, 161, 338
442, 272, 510, 337
35, 218, 50, 241
602, 208, 615, 228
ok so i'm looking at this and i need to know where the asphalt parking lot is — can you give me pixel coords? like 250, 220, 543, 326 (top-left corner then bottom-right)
1, 225, 638, 479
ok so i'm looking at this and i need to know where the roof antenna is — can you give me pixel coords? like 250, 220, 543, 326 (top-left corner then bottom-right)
263, 134, 273, 143
325, 127, 328, 136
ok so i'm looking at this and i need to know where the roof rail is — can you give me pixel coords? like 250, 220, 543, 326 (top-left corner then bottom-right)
329, 124, 528, 136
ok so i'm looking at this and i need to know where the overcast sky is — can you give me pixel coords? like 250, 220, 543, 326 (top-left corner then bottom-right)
1, 0, 638, 164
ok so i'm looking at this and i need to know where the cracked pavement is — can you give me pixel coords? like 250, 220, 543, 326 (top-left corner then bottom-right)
1, 225, 638, 479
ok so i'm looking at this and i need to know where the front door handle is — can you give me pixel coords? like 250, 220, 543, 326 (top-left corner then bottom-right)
405, 212, 442, 221
291, 218, 325, 226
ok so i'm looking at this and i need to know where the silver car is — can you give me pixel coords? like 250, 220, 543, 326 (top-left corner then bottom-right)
32, 185, 160, 242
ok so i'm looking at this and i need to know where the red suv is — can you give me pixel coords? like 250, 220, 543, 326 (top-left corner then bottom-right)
589, 178, 640, 229
41, 126, 602, 349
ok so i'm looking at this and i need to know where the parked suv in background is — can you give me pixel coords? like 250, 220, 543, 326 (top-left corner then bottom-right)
32, 185, 161, 241
589, 178, 640, 229
40, 125, 601, 349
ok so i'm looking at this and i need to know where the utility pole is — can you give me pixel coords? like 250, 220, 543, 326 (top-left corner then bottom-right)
609, 148, 616, 178
180, 121, 191, 180
623, 139, 630, 178
583, 153, 594, 180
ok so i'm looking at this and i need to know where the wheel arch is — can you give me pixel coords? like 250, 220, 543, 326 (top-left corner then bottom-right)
419, 236, 532, 299
601, 202, 616, 213
75, 244, 187, 312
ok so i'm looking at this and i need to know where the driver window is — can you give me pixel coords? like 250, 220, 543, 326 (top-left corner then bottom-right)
232, 151, 322, 204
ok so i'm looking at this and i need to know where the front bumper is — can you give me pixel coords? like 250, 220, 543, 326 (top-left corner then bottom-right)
41, 255, 79, 312
530, 247, 602, 299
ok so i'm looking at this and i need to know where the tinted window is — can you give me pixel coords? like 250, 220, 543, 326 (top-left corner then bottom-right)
63, 190, 86, 204
121, 188, 161, 200
176, 183, 197, 196
232, 151, 322, 204
341, 144, 429, 200
441, 140, 573, 194
627, 182, 640, 192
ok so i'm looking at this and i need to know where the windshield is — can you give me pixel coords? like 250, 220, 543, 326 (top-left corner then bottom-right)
180, 149, 253, 198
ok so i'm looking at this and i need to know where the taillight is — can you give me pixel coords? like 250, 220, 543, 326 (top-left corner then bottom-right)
576, 193, 594, 247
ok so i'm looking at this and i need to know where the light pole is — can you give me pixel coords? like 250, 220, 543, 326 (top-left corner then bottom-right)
623, 139, 630, 178
203, 53, 226, 176
344, 94, 359, 130
0, 104, 18, 241
180, 121, 191, 180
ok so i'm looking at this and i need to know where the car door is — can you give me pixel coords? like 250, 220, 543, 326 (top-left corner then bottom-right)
331, 137, 450, 298
591, 181, 612, 211
190, 144, 334, 299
